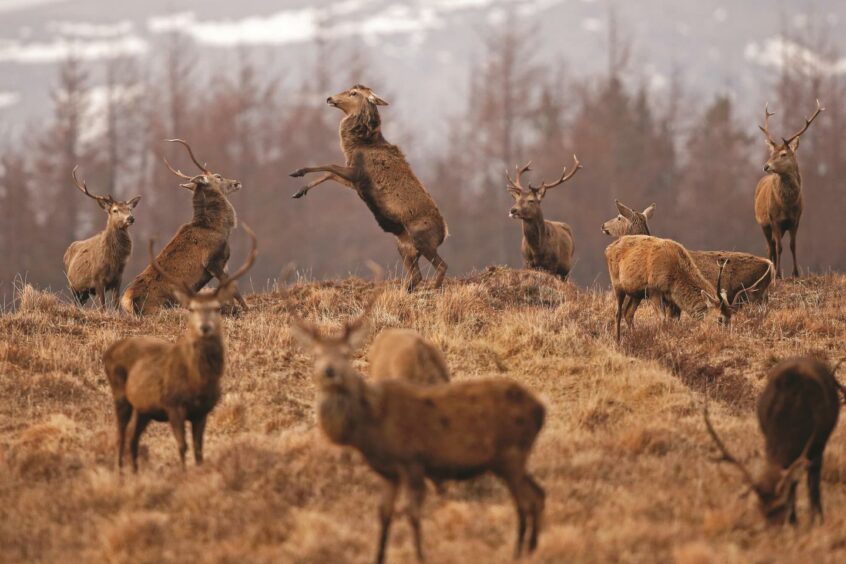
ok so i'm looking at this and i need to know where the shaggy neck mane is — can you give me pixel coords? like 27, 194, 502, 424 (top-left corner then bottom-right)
191, 188, 237, 233
318, 371, 377, 447
340, 103, 386, 155
104, 226, 132, 265
776, 167, 802, 200
180, 335, 225, 383
521, 211, 546, 250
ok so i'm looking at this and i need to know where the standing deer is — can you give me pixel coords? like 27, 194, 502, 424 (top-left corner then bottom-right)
289, 294, 545, 563
121, 139, 248, 314
63, 166, 141, 308
505, 156, 582, 279
755, 100, 824, 278
290, 85, 448, 291
104, 226, 257, 473
602, 200, 774, 308
704, 357, 842, 525
605, 235, 732, 342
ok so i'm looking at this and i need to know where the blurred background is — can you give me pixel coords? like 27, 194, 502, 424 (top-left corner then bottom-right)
0, 0, 844, 306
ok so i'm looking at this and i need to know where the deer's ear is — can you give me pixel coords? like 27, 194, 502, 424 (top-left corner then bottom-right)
788, 137, 800, 152
615, 200, 635, 220
289, 319, 320, 350
346, 321, 370, 351
172, 287, 192, 307
97, 199, 111, 210
128, 196, 142, 208
642, 203, 656, 218
367, 92, 389, 106
214, 281, 238, 304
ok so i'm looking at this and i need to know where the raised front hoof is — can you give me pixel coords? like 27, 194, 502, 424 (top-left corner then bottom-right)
292, 187, 308, 199
289, 169, 307, 178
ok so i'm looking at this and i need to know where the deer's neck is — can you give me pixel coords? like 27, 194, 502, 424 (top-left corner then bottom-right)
192, 190, 237, 234
339, 105, 386, 160
775, 168, 802, 201
104, 224, 132, 265
522, 214, 546, 250
179, 334, 226, 386
317, 371, 378, 447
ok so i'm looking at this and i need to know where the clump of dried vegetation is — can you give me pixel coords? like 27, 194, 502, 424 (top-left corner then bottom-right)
2, 269, 846, 563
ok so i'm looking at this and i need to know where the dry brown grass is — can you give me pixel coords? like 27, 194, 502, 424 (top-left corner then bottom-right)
2, 270, 846, 563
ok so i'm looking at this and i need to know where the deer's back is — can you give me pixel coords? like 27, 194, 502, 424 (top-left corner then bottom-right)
369, 329, 450, 385
122, 224, 227, 313
350, 146, 446, 237
360, 379, 544, 476
757, 358, 840, 466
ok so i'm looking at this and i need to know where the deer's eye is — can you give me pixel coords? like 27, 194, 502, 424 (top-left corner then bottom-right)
350, 91, 358, 96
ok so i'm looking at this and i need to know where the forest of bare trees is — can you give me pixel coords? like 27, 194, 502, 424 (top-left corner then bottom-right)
1, 20, 844, 306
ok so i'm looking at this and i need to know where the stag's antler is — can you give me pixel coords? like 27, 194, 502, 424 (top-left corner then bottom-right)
716, 259, 729, 305
215, 224, 258, 288
71, 166, 112, 205
531, 154, 582, 198
505, 161, 532, 196
784, 99, 824, 146
166, 138, 210, 174
162, 154, 194, 180
703, 403, 758, 489
758, 103, 776, 146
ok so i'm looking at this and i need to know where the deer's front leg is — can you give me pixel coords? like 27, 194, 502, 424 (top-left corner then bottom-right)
290, 164, 356, 181
291, 172, 354, 199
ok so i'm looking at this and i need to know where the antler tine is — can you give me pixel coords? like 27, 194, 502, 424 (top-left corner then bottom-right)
148, 239, 194, 297
703, 403, 757, 487
162, 154, 194, 180
785, 99, 824, 145
219, 224, 259, 285
716, 259, 728, 302
344, 260, 385, 336
71, 165, 109, 203
505, 161, 532, 193
532, 154, 583, 192
166, 138, 210, 174
758, 103, 776, 145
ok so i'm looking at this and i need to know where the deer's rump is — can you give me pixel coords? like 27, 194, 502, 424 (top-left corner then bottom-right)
351, 147, 447, 242
121, 225, 229, 314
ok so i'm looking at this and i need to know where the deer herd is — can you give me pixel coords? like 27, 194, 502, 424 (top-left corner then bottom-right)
54, 85, 842, 561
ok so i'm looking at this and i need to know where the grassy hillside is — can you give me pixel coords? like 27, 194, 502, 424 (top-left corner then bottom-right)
2, 268, 846, 563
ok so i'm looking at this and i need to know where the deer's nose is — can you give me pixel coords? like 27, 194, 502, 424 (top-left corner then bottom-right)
126, 216, 135, 225
763, 163, 772, 173
324, 366, 336, 379
199, 322, 213, 335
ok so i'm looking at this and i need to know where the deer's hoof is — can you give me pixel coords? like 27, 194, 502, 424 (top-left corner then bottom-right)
292, 188, 308, 199
290, 169, 306, 178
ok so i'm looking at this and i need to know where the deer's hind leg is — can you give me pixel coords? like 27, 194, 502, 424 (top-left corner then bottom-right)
397, 232, 423, 292
788, 225, 800, 278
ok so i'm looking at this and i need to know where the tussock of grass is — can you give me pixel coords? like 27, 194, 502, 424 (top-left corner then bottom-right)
1, 269, 846, 562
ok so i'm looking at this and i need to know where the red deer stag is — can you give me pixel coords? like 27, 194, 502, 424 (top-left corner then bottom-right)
104, 226, 257, 472
754, 100, 824, 278
63, 166, 141, 308
704, 357, 842, 524
290, 85, 448, 291
289, 294, 545, 563
121, 139, 248, 314
602, 200, 774, 309
506, 156, 582, 279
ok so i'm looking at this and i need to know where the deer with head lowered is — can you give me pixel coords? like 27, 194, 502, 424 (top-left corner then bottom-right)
121, 139, 249, 314
506, 155, 582, 279
755, 100, 824, 278
704, 357, 843, 525
289, 284, 545, 563
605, 235, 734, 343
602, 200, 774, 313
104, 225, 257, 473
63, 166, 141, 308
290, 84, 449, 291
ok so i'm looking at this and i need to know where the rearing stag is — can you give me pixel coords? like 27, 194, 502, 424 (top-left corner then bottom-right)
754, 100, 824, 278
289, 84, 448, 291
505, 155, 582, 279
121, 139, 248, 315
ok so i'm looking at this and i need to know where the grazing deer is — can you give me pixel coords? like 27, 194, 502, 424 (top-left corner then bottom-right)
290, 85, 448, 291
755, 100, 824, 278
602, 200, 774, 309
704, 357, 842, 525
505, 156, 582, 280
290, 295, 545, 563
121, 139, 248, 314
104, 226, 257, 473
63, 166, 141, 308
369, 329, 450, 385
605, 235, 732, 342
